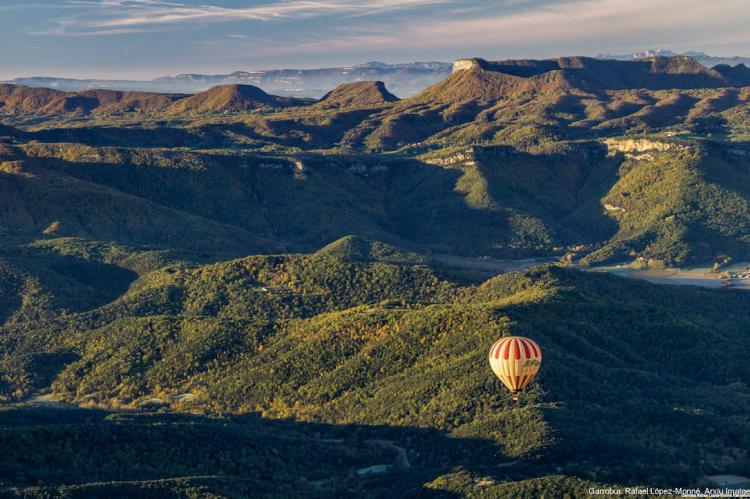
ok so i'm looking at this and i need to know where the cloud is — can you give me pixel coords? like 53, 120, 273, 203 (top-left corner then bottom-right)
36, 0, 750, 57
19, 0, 750, 75
279, 0, 750, 57
406, 0, 750, 48
36, 0, 452, 35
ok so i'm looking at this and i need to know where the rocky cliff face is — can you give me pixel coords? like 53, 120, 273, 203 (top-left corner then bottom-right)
452, 59, 485, 73
604, 138, 679, 154
448, 56, 750, 89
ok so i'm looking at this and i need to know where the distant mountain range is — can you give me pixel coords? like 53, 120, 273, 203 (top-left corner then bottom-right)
0, 80, 400, 116
5, 61, 453, 98
597, 49, 750, 68
6, 52, 749, 98
5, 54, 750, 118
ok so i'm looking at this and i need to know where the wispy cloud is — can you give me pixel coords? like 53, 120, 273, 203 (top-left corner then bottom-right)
402, 0, 750, 51
272, 0, 750, 57
34, 0, 452, 36
186, 0, 750, 62
11, 0, 750, 80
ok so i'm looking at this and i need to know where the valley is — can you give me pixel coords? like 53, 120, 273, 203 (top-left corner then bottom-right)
2, 54, 750, 497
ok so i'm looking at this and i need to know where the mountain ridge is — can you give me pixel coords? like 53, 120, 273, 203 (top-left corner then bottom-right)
6, 61, 453, 98
7, 51, 750, 97
0, 83, 307, 116
0, 84, 186, 115
599, 49, 750, 68
451, 55, 750, 89
167, 84, 307, 114
6, 54, 750, 119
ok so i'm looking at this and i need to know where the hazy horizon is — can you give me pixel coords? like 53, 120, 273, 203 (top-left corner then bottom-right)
4, 49, 750, 83
1, 0, 749, 81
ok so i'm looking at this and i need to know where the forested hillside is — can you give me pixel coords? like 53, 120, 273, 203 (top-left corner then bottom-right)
1, 235, 749, 496
1, 133, 749, 265
2, 55, 750, 497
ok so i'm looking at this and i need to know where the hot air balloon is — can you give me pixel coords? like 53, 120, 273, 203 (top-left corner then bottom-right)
489, 336, 542, 397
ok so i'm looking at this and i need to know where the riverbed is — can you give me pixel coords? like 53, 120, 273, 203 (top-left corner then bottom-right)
431, 253, 750, 290
586, 261, 750, 290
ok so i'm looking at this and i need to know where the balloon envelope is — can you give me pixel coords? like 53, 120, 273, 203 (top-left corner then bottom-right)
489, 336, 542, 393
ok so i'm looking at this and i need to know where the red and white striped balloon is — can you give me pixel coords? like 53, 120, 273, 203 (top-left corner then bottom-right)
489, 336, 542, 393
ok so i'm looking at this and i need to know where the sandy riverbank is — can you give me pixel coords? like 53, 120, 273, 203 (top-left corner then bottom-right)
586, 262, 750, 290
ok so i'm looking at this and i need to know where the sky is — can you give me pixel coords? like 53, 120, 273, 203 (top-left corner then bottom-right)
1, 0, 749, 80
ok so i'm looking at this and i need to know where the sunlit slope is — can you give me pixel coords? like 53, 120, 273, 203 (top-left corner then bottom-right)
248, 56, 750, 151
0, 84, 184, 115
5, 56, 750, 151
1, 238, 746, 486
3, 136, 750, 265
168, 84, 306, 114
316, 81, 400, 109
583, 141, 750, 265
